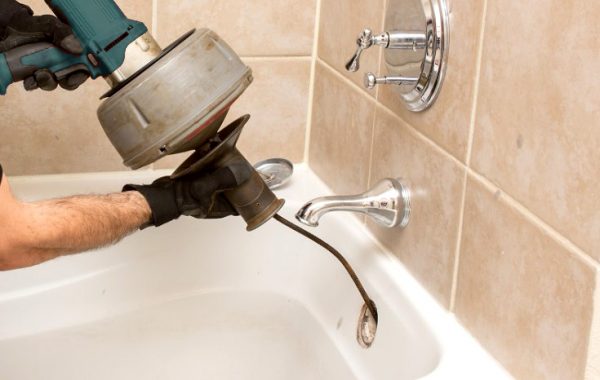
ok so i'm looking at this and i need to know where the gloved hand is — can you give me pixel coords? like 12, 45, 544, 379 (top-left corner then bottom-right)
123, 165, 252, 228
0, 0, 89, 91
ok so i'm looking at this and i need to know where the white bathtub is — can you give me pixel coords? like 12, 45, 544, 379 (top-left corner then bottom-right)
0, 165, 510, 380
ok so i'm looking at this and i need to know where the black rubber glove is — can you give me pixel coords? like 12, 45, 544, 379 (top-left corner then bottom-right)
123, 165, 252, 228
0, 0, 89, 91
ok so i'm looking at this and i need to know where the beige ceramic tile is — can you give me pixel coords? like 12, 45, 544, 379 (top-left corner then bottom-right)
377, 0, 485, 162
471, 1, 600, 257
156, 58, 311, 169
309, 62, 376, 195
455, 175, 596, 380
26, 0, 153, 27
156, 0, 316, 57
115, 0, 153, 26
318, 0, 385, 94
0, 81, 126, 175
23, 0, 51, 13
367, 106, 465, 307
588, 280, 600, 379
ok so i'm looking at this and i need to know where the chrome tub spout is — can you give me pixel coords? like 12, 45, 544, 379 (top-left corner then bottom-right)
296, 178, 411, 228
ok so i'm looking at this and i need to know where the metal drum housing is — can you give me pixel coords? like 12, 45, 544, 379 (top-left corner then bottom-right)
97, 29, 253, 169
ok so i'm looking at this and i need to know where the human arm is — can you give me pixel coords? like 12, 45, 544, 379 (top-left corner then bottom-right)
0, 164, 249, 271
0, 170, 151, 270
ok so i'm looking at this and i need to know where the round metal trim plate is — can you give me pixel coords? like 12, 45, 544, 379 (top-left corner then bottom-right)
384, 0, 449, 112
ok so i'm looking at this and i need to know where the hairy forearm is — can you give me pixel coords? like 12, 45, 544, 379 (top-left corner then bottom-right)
5, 192, 151, 269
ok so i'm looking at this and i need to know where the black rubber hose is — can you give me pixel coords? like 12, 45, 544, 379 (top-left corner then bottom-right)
273, 214, 378, 323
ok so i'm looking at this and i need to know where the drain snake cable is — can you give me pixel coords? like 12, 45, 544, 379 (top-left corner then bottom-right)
273, 214, 378, 323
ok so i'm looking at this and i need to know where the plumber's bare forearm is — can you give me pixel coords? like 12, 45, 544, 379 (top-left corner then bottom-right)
0, 175, 151, 270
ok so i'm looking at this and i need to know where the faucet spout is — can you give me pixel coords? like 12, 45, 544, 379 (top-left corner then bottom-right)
296, 178, 411, 228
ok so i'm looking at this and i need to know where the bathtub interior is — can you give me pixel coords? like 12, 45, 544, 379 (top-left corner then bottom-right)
0, 168, 443, 380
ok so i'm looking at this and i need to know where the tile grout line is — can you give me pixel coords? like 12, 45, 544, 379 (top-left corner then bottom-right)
303, 0, 323, 165
365, 103, 378, 191
449, 0, 488, 312
468, 168, 600, 269
320, 57, 462, 166
448, 168, 469, 312
320, 45, 598, 270
585, 277, 600, 380
152, 0, 158, 38
376, 99, 599, 270
464, 0, 487, 169
367, 0, 389, 190
374, 0, 389, 103
317, 60, 378, 101
318, 58, 379, 107
376, 99, 463, 167
149, 0, 159, 171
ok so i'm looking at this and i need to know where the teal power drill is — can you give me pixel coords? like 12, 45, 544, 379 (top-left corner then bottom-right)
0, 0, 153, 95
0, 0, 285, 230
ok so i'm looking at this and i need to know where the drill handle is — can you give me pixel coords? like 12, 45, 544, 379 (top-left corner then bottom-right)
0, 0, 149, 95
43, 0, 148, 74
0, 43, 90, 95
45, 0, 131, 43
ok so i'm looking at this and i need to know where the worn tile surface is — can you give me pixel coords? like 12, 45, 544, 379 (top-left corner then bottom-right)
309, 62, 375, 195
588, 281, 600, 380
455, 176, 596, 380
0, 81, 126, 176
318, 0, 385, 94
368, 106, 465, 307
377, 0, 485, 161
27, 0, 153, 26
156, 58, 311, 170
156, 0, 316, 57
471, 0, 600, 256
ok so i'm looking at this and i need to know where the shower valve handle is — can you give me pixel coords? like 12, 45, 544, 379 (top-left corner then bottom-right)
346, 29, 381, 72
345, 28, 428, 73
364, 72, 419, 90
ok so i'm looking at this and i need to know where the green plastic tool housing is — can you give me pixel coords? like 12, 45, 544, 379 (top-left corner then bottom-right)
0, 0, 147, 95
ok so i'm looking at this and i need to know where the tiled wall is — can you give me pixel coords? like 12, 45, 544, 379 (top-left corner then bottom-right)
2, 0, 599, 378
309, 0, 600, 379
0, 0, 315, 175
